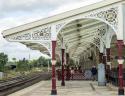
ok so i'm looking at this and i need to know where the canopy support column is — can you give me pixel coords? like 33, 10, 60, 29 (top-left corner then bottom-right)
103, 49, 107, 78
61, 48, 65, 86
66, 53, 70, 80
103, 54, 107, 65
51, 41, 57, 95
66, 53, 69, 64
99, 53, 103, 63
106, 48, 111, 83
106, 48, 111, 68
117, 40, 124, 96
98, 49, 106, 86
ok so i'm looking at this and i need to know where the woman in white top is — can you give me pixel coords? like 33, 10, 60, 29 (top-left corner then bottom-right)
71, 67, 74, 80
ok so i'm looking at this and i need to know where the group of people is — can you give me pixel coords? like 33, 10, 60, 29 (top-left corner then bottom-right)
66, 65, 82, 80
66, 65, 97, 80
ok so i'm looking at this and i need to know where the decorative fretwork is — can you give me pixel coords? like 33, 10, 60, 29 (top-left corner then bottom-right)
9, 26, 51, 41
93, 37, 100, 47
97, 28, 106, 37
12, 33, 31, 40
56, 23, 65, 33
32, 26, 51, 40
86, 7, 118, 31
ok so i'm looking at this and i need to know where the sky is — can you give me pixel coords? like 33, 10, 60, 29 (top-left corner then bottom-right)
0, 0, 103, 61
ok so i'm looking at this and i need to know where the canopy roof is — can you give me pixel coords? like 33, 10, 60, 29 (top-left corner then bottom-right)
2, 0, 123, 58
2, 0, 122, 36
56, 19, 106, 59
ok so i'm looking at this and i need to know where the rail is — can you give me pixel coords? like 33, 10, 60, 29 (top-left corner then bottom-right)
0, 72, 51, 96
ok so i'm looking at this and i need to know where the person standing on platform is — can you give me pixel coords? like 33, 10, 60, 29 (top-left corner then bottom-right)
91, 65, 97, 81
71, 67, 74, 80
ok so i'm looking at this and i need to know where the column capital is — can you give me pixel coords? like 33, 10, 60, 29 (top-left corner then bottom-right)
52, 40, 57, 42
61, 48, 65, 50
117, 40, 124, 46
52, 60, 56, 65
118, 59, 124, 64
107, 62, 111, 65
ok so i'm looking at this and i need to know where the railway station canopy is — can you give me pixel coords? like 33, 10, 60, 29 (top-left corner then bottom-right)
2, 0, 125, 59
2, 0, 125, 95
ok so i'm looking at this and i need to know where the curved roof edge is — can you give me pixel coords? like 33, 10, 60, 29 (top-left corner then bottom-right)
2, 0, 123, 36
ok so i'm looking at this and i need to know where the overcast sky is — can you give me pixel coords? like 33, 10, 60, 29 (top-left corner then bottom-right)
0, 0, 103, 61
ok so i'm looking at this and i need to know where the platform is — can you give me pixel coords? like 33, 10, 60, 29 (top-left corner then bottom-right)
8, 80, 118, 96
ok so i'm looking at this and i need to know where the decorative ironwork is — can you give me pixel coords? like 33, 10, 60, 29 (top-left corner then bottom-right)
86, 7, 118, 31
56, 23, 65, 32
97, 27, 106, 37
105, 8, 117, 23
9, 26, 51, 41
13, 33, 31, 40
32, 26, 51, 40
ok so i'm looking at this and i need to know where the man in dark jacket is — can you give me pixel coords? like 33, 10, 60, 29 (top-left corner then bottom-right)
91, 65, 97, 81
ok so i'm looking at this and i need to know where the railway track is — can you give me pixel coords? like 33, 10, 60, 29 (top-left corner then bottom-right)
0, 72, 51, 96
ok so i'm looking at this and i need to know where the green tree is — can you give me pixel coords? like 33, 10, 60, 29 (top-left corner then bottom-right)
37, 56, 48, 67
28, 59, 37, 70
0, 53, 8, 72
12, 57, 16, 63
16, 58, 29, 75
12, 58, 16, 62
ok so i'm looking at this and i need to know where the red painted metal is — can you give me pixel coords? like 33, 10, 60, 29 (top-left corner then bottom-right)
118, 64, 124, 88
99, 53, 103, 63
52, 41, 56, 60
106, 48, 111, 62
103, 55, 107, 65
66, 53, 69, 64
51, 41, 57, 95
61, 49, 65, 86
52, 65, 56, 88
117, 40, 124, 95
106, 48, 111, 82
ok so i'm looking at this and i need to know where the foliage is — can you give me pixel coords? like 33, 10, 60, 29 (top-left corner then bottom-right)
16, 58, 29, 75
37, 56, 50, 67
29, 59, 37, 68
0, 53, 8, 72
69, 58, 75, 67
12, 58, 16, 61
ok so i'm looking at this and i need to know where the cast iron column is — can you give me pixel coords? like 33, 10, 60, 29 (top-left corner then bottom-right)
117, 40, 124, 95
51, 41, 57, 95
106, 48, 111, 83
61, 48, 65, 86
103, 55, 107, 65
103, 51, 107, 76
99, 53, 103, 63
106, 48, 111, 67
66, 53, 69, 64
66, 53, 70, 80
98, 52, 106, 86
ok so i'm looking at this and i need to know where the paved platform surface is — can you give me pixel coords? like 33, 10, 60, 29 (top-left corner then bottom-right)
8, 80, 118, 96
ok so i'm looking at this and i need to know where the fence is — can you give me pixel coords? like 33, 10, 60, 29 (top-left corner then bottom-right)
56, 69, 92, 80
